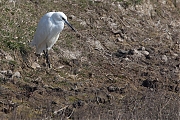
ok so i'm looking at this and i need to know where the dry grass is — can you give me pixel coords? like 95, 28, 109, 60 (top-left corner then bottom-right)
0, 0, 179, 119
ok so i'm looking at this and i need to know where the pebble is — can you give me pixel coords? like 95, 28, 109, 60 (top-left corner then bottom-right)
162, 55, 168, 62
107, 86, 117, 92
80, 21, 87, 26
134, 49, 143, 57
124, 58, 131, 61
141, 50, 149, 56
116, 37, 124, 42
69, 15, 76, 20
94, 40, 104, 51
5, 55, 14, 61
58, 65, 64, 69
31, 62, 41, 69
141, 46, 146, 51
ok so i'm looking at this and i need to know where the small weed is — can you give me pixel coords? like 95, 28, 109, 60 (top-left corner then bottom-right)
3, 40, 24, 51
77, 0, 88, 9
8, 60, 17, 66
57, 80, 70, 86
52, 47, 59, 53
63, 33, 75, 49
23, 77, 31, 83
68, 96, 78, 102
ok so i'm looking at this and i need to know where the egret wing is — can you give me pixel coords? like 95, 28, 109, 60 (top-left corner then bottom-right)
31, 12, 54, 54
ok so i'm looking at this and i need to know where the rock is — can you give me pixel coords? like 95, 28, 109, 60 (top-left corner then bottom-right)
107, 85, 126, 94
0, 70, 7, 74
162, 55, 168, 62
5, 55, 14, 61
133, 49, 143, 57
80, 21, 87, 26
107, 86, 117, 92
141, 46, 146, 51
124, 57, 131, 61
141, 50, 149, 56
115, 49, 129, 58
57, 65, 64, 69
94, 40, 104, 51
12, 71, 21, 78
137, 47, 149, 56
31, 62, 41, 69
142, 79, 158, 89
173, 53, 178, 57
116, 37, 124, 42
1, 70, 13, 77
170, 50, 178, 57
69, 15, 76, 20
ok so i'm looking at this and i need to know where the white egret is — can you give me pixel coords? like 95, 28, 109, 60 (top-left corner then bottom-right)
31, 12, 76, 68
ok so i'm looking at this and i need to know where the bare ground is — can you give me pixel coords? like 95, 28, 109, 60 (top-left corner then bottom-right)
0, 0, 179, 119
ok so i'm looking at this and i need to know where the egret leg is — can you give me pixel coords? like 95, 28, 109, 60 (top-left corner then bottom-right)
43, 49, 51, 68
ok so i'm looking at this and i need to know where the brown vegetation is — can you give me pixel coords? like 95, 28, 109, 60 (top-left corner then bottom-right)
0, 0, 179, 119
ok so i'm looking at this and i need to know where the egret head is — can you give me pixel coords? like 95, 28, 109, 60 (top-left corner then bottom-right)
53, 12, 76, 32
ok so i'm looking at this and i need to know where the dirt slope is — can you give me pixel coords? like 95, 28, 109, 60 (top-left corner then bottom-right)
0, 0, 179, 119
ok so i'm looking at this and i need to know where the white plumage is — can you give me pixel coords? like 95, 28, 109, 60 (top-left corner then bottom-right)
31, 12, 76, 67
31, 12, 75, 54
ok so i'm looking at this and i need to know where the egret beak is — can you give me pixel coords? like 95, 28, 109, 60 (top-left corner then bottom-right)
65, 20, 76, 32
